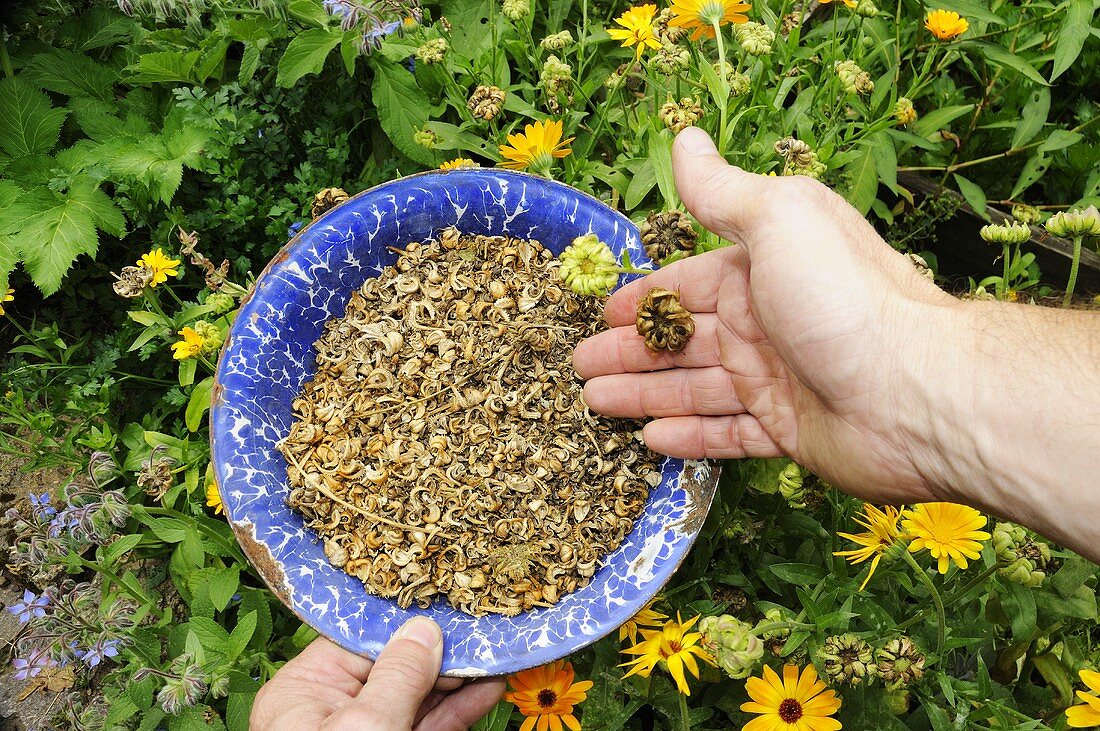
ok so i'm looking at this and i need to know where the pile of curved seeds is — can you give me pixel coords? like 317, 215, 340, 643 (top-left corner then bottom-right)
278, 228, 661, 616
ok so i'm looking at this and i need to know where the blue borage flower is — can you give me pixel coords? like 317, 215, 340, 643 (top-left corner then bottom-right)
7, 589, 50, 624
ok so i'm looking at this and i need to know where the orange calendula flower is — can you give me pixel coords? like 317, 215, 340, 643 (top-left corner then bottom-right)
903, 502, 990, 574
498, 119, 574, 172
0, 287, 13, 316
171, 327, 205, 361
505, 660, 593, 731
620, 613, 715, 696
137, 248, 181, 287
607, 4, 663, 59
1067, 669, 1100, 727
924, 9, 968, 40
668, 0, 752, 40
834, 504, 904, 591
618, 600, 669, 643
741, 664, 842, 731
206, 479, 224, 515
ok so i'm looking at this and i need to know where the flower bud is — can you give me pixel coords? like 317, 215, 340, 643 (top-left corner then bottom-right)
540, 30, 574, 50
699, 614, 764, 679
192, 320, 224, 355
413, 128, 439, 149
734, 22, 775, 55
502, 0, 530, 20
979, 221, 1031, 245
854, 0, 879, 17
415, 38, 449, 65
1044, 205, 1100, 238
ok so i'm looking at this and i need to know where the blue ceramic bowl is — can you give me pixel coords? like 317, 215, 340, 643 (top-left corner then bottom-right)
210, 169, 719, 677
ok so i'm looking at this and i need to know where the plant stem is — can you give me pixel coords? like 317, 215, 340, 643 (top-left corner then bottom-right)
895, 562, 1002, 632
900, 550, 945, 656
678, 691, 692, 731
1001, 243, 1011, 299
1063, 235, 1082, 307
712, 20, 730, 156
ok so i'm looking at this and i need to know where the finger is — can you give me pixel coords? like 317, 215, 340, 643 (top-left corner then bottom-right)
334, 617, 443, 730
643, 415, 784, 459
414, 679, 507, 731
672, 127, 775, 244
583, 366, 744, 418
604, 247, 741, 327
573, 314, 721, 379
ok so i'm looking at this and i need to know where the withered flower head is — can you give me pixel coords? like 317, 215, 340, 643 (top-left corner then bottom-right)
468, 85, 506, 121
639, 210, 698, 262
876, 636, 925, 687
112, 265, 155, 298
311, 188, 351, 219
637, 287, 695, 352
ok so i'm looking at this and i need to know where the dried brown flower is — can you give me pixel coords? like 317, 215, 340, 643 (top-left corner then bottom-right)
640, 211, 698, 262
311, 188, 350, 219
636, 288, 695, 352
178, 228, 230, 292
112, 265, 154, 298
279, 228, 659, 616
467, 85, 506, 121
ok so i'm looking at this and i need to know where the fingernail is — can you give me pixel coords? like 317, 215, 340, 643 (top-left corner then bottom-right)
675, 127, 717, 156
393, 616, 442, 650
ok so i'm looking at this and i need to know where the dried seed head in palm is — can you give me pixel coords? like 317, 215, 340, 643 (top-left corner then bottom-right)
636, 288, 695, 352
311, 187, 350, 219
639, 211, 698, 262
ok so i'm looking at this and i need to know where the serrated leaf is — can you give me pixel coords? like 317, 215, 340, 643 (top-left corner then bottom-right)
1011, 88, 1050, 149
239, 44, 263, 85
71, 7, 134, 50
1051, 0, 1094, 81
227, 692, 256, 731
227, 611, 257, 661
371, 57, 435, 166
130, 51, 199, 84
208, 566, 241, 611
0, 78, 67, 158
24, 49, 119, 102
277, 28, 343, 87
68, 98, 127, 143
0, 235, 18, 292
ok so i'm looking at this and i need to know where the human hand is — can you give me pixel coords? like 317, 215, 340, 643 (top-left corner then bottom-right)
251, 617, 504, 731
574, 127, 966, 504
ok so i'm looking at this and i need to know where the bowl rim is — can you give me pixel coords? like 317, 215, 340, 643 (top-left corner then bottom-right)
209, 167, 720, 675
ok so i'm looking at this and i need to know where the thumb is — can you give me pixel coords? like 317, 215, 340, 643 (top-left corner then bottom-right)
345, 617, 444, 730
672, 127, 771, 246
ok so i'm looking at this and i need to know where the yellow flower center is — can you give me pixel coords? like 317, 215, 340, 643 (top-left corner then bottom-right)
778, 698, 803, 722
537, 688, 558, 708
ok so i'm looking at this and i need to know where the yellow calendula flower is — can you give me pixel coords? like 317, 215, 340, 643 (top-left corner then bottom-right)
0, 287, 13, 316
819, 0, 857, 9
924, 9, 968, 40
171, 327, 205, 360
834, 504, 904, 591
206, 479, 224, 515
498, 119, 574, 172
668, 0, 752, 41
619, 600, 669, 643
620, 613, 715, 696
740, 664, 842, 731
505, 660, 593, 731
1067, 669, 1100, 727
137, 248, 181, 287
903, 502, 990, 574
607, 4, 663, 59
440, 158, 478, 170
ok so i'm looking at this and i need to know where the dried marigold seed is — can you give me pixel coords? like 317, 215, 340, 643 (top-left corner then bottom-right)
279, 228, 659, 615
636, 287, 695, 352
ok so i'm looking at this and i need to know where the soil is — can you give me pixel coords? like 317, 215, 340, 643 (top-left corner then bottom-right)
0, 454, 74, 731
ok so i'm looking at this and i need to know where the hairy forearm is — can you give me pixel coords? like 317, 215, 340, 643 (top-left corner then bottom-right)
909, 299, 1100, 557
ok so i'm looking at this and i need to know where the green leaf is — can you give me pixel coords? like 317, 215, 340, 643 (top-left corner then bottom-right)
239, 591, 273, 649
625, 159, 656, 210
208, 566, 241, 611
648, 127, 678, 208
130, 51, 200, 84
1000, 580, 1037, 640
370, 57, 435, 166
770, 563, 828, 584
1038, 129, 1083, 153
971, 42, 1050, 86
1051, 557, 1096, 598
844, 142, 879, 215
288, 0, 332, 27
1051, 0, 1094, 81
226, 610, 257, 661
179, 356, 197, 387
1009, 153, 1048, 199
239, 44, 263, 85
24, 49, 119, 102
70, 7, 134, 50
186, 377, 214, 432
953, 173, 988, 219
869, 131, 898, 194
227, 692, 256, 731
440, 0, 497, 59
103, 534, 144, 565
423, 121, 497, 159
0, 78, 67, 158
277, 28, 343, 87
911, 104, 974, 140
12, 182, 124, 295
341, 30, 360, 76
1011, 88, 1050, 149
924, 0, 1004, 24
188, 616, 231, 653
